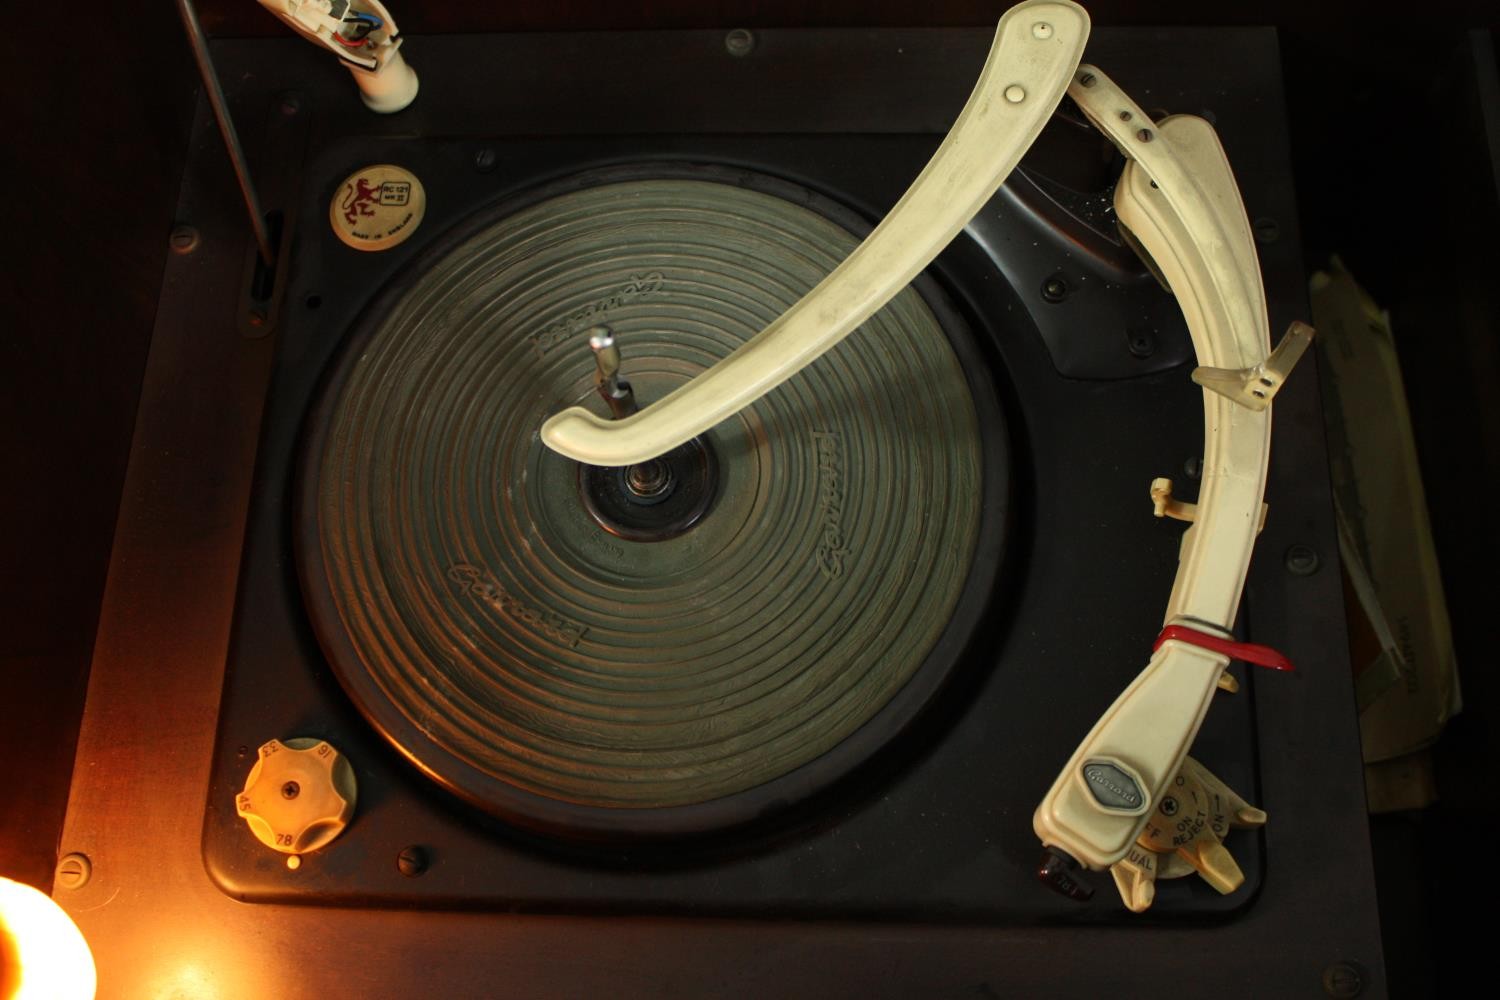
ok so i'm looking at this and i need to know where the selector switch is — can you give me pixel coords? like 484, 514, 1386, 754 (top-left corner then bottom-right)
1108, 755, 1266, 912
236, 738, 357, 856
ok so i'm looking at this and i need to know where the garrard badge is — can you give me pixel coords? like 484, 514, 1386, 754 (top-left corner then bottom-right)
330, 163, 425, 251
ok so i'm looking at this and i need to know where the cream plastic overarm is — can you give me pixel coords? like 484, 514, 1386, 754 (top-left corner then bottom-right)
540, 0, 1090, 466
1032, 66, 1294, 878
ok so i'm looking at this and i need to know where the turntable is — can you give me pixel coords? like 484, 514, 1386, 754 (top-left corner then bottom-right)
53, 1, 1385, 995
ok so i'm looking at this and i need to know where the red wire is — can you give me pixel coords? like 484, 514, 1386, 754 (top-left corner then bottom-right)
331, 31, 368, 48
1152, 624, 1297, 672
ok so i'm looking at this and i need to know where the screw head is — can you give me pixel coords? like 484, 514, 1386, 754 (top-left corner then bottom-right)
397, 845, 429, 877
1254, 217, 1280, 244
169, 225, 199, 255
725, 28, 756, 57
55, 853, 92, 890
281, 780, 300, 799
1126, 328, 1156, 358
1285, 544, 1321, 576
1322, 960, 1365, 998
473, 148, 497, 173
1041, 273, 1069, 303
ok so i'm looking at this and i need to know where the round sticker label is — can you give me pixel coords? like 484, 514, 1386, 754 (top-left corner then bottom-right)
330, 164, 425, 251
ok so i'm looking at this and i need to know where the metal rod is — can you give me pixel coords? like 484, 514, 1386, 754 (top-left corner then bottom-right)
175, 0, 275, 264
587, 327, 638, 419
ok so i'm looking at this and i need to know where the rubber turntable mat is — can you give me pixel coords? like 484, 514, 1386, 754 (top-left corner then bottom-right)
301, 174, 991, 833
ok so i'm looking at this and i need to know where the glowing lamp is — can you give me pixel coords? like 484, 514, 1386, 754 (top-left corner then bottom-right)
0, 876, 96, 999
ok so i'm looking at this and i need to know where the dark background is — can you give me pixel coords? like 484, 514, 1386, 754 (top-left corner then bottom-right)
3, 3, 1496, 996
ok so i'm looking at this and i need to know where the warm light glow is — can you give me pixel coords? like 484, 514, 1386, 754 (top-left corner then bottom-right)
0, 876, 96, 1000
162, 961, 219, 1000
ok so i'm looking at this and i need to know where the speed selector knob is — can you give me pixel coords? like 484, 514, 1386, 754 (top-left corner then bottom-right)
236, 738, 357, 856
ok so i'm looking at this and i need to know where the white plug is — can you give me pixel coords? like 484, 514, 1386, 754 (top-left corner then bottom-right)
257, 1, 418, 113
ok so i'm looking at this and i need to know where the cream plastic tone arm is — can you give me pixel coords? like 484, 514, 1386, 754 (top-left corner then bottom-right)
540, 0, 1089, 466
1033, 66, 1283, 877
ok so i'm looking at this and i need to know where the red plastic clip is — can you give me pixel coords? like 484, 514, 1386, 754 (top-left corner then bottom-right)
1153, 625, 1296, 673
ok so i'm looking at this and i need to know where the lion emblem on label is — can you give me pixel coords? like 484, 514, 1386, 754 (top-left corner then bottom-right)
330, 164, 425, 252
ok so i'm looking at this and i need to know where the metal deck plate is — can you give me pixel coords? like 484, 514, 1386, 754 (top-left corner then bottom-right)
54, 26, 1384, 997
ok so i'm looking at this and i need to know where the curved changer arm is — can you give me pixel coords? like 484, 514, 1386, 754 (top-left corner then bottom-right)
540, 0, 1090, 466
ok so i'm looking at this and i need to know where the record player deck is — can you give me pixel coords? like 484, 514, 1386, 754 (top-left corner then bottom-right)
206, 125, 1269, 916
56, 12, 1385, 996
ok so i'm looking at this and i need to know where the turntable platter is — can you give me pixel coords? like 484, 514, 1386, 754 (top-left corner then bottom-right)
298, 167, 1007, 837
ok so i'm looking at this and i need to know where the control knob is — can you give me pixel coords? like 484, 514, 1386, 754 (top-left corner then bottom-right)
236, 738, 356, 859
